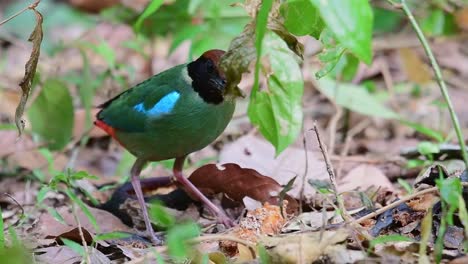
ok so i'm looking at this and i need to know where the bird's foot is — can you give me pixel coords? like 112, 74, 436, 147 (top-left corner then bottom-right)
214, 209, 235, 228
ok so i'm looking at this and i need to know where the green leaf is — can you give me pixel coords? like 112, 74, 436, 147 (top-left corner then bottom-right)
373, 7, 403, 34
417, 141, 440, 156
248, 33, 304, 155
93, 232, 132, 241
61, 238, 85, 256
167, 222, 200, 260
28, 79, 74, 150
309, 0, 373, 64
86, 41, 116, 69
258, 244, 271, 264
400, 121, 445, 143
253, 0, 274, 95
397, 178, 413, 194
46, 207, 66, 225
149, 202, 176, 228
369, 234, 414, 251
316, 78, 398, 119
421, 9, 457, 36
134, 0, 165, 32
37, 186, 50, 204
281, 0, 325, 38
437, 177, 462, 207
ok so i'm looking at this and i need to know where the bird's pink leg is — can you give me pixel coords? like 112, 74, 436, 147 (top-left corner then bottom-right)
130, 158, 161, 244
173, 156, 233, 227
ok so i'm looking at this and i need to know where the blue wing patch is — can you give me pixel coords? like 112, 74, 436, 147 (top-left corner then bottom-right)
133, 91, 180, 117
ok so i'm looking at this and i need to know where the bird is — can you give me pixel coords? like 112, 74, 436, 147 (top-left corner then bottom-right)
94, 50, 236, 244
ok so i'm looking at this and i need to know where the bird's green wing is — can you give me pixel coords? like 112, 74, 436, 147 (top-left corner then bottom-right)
97, 79, 180, 133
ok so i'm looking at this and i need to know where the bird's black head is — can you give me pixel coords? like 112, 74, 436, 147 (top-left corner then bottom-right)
187, 49, 227, 104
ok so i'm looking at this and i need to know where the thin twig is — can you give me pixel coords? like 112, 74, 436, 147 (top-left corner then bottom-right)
0, 0, 41, 27
71, 203, 91, 264
389, 0, 468, 167
298, 131, 309, 216
312, 122, 352, 222
1, 193, 25, 230
353, 182, 468, 225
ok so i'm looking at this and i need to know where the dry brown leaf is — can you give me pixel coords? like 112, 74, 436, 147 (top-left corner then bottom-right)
219, 134, 329, 202
35, 246, 83, 264
189, 163, 298, 213
398, 48, 432, 84
455, 8, 468, 31
69, 0, 120, 13
16, 7, 43, 137
219, 203, 287, 256
32, 205, 131, 238
0, 130, 37, 158
338, 164, 395, 193
260, 229, 349, 264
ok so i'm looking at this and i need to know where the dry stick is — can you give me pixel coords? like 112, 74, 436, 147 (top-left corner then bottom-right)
298, 132, 309, 216
1, 193, 25, 230
70, 203, 91, 264
391, 0, 468, 168
0, 0, 41, 26
312, 122, 352, 222
353, 182, 468, 225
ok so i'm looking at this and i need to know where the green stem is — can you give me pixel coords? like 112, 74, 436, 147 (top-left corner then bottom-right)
397, 0, 468, 167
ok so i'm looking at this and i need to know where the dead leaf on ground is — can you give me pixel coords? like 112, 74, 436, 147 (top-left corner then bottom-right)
0, 130, 38, 158
35, 246, 111, 264
32, 205, 131, 238
219, 134, 329, 202
189, 163, 298, 214
219, 202, 287, 256
398, 48, 432, 84
338, 164, 395, 193
455, 8, 468, 31
260, 229, 352, 264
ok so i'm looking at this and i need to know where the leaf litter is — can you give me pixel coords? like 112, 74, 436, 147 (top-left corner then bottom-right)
1, 0, 468, 263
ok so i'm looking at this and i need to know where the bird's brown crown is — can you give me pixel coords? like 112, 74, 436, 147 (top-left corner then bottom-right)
187, 49, 227, 105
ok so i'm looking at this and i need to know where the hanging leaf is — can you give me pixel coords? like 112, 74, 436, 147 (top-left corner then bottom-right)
281, 0, 324, 38
316, 78, 398, 119
27, 79, 74, 150
16, 8, 43, 138
248, 33, 304, 155
309, 0, 373, 64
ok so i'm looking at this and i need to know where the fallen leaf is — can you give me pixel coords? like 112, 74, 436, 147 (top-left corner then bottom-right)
189, 163, 298, 213
338, 164, 395, 193
33, 205, 131, 238
260, 229, 349, 264
219, 134, 329, 202
0, 130, 37, 158
219, 203, 287, 256
455, 8, 468, 31
398, 48, 432, 84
